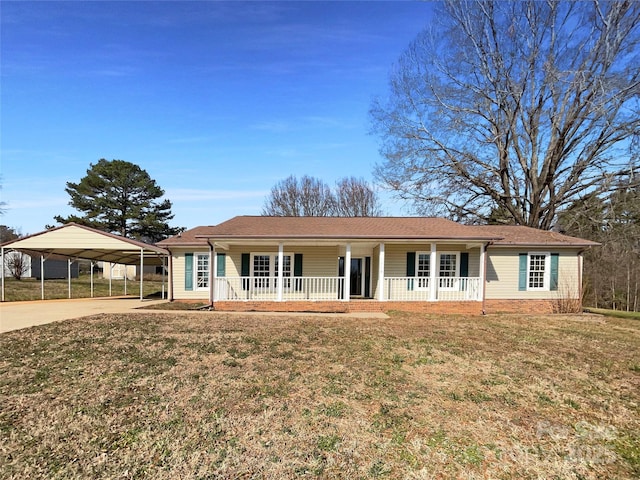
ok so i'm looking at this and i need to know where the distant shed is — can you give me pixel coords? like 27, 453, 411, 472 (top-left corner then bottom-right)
30, 258, 80, 280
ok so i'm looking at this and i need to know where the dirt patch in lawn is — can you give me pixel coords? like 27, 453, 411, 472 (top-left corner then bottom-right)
1, 312, 638, 479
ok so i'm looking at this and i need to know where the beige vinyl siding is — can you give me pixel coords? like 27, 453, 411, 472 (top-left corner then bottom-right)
223, 245, 340, 278
172, 249, 210, 300
383, 243, 481, 277
485, 248, 581, 299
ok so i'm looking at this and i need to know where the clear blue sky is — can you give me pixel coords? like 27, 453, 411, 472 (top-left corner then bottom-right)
1, 1, 434, 235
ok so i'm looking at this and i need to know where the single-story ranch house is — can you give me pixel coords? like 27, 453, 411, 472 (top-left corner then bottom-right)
157, 216, 598, 314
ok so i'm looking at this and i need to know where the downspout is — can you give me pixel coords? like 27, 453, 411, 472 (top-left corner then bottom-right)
577, 248, 586, 312
207, 240, 215, 308
167, 248, 174, 302
482, 241, 493, 315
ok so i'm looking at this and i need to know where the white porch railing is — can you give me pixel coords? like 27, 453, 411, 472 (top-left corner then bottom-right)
384, 277, 481, 301
214, 276, 344, 301
213, 276, 481, 302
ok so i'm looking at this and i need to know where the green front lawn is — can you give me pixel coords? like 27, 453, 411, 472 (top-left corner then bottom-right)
585, 307, 640, 320
1, 312, 638, 478
2, 275, 166, 302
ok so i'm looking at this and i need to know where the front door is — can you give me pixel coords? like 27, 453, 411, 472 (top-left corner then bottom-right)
350, 258, 363, 296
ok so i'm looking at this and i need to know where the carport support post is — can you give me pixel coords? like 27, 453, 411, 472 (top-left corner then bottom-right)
68, 259, 72, 299
41, 255, 45, 300
124, 269, 127, 296
90, 262, 94, 298
162, 257, 166, 300
109, 263, 113, 296
139, 249, 144, 301
1, 247, 5, 302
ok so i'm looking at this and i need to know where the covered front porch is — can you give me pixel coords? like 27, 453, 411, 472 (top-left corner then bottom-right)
203, 241, 486, 304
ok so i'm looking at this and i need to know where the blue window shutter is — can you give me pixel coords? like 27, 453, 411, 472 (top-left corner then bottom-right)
185, 253, 193, 291
550, 253, 559, 291
216, 253, 226, 277
294, 253, 303, 291
406, 252, 415, 291
241, 253, 250, 290
518, 253, 527, 291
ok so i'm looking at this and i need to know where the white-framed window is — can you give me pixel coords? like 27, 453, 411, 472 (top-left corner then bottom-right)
253, 254, 271, 288
251, 253, 294, 289
527, 252, 550, 290
438, 252, 459, 290
195, 253, 209, 290
416, 252, 430, 289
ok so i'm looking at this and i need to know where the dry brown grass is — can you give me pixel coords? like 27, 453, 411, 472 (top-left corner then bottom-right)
1, 311, 638, 479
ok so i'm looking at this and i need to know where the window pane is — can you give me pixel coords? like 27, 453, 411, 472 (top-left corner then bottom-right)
529, 254, 546, 289
253, 255, 270, 288
417, 253, 430, 288
439, 254, 457, 277
196, 254, 209, 288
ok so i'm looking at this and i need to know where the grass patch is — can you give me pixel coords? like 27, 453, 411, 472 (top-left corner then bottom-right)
584, 307, 640, 320
1, 312, 638, 478
2, 275, 164, 301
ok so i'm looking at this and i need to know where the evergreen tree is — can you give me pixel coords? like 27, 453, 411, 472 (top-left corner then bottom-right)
54, 159, 181, 242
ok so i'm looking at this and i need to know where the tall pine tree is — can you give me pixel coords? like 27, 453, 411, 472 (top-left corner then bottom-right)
54, 159, 182, 242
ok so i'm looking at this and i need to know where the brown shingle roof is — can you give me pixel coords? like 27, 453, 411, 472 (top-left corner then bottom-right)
193, 216, 500, 240
473, 225, 599, 247
158, 216, 598, 248
156, 225, 217, 247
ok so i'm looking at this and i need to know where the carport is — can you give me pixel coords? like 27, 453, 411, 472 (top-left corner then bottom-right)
0, 223, 169, 301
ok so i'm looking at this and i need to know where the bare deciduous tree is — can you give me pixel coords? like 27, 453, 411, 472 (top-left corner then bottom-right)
371, 0, 640, 229
262, 175, 382, 217
262, 175, 334, 216
4, 251, 31, 280
334, 177, 383, 217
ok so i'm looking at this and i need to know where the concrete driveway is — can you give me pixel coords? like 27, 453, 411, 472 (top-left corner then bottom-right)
0, 297, 168, 333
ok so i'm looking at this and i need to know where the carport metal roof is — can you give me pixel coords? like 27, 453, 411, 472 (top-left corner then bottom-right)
0, 223, 168, 265
0, 223, 169, 301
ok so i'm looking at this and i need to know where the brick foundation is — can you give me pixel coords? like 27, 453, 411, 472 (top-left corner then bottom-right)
176, 298, 581, 315
211, 300, 483, 315
483, 298, 581, 314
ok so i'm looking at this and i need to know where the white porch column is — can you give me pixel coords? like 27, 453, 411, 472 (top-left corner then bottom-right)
210, 242, 216, 304
109, 262, 113, 296
90, 262, 94, 298
429, 243, 437, 301
344, 243, 351, 301
378, 243, 385, 301
277, 243, 284, 301
479, 244, 486, 301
